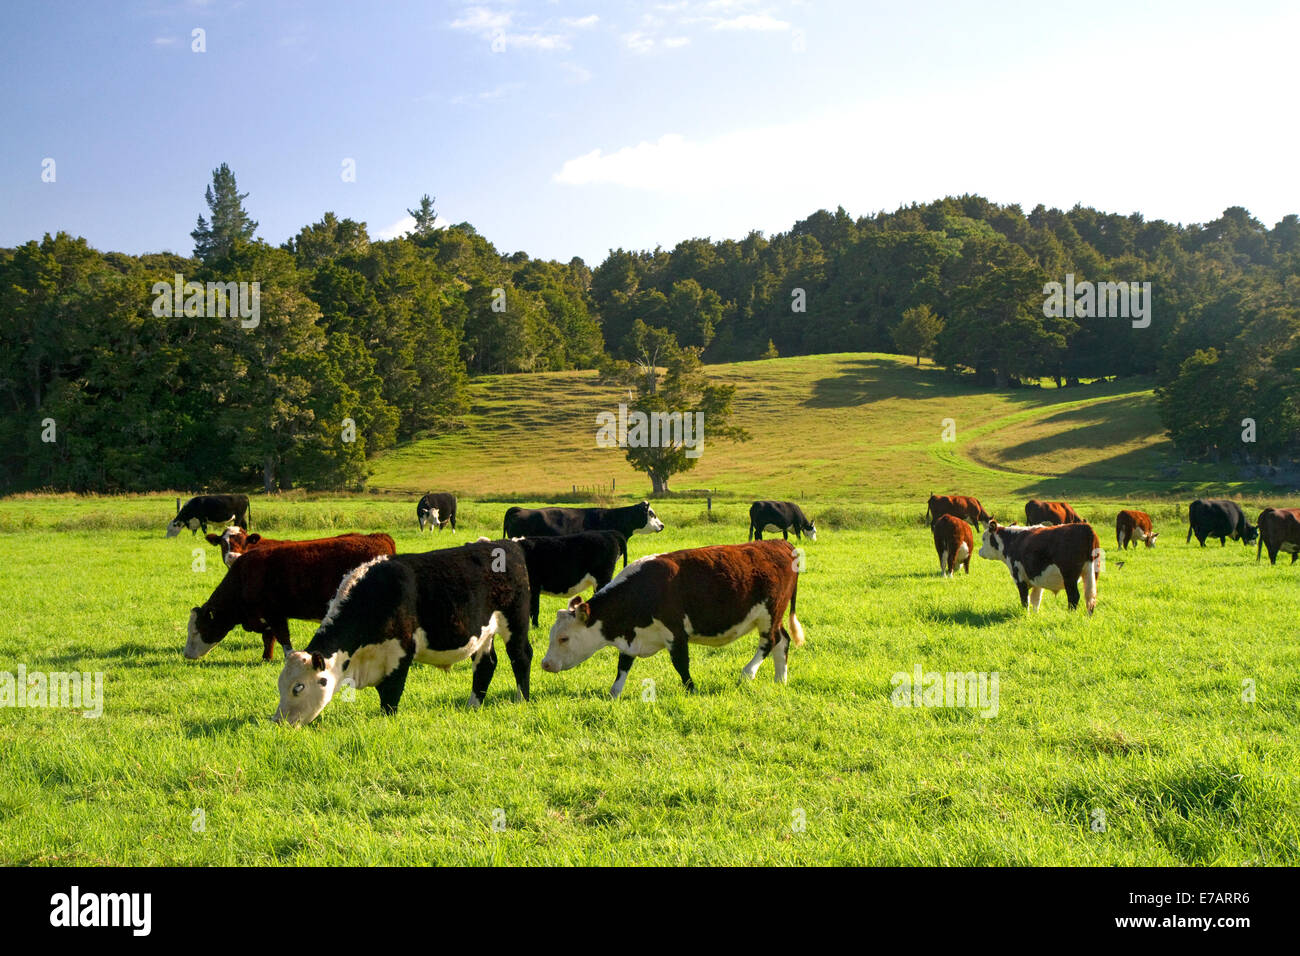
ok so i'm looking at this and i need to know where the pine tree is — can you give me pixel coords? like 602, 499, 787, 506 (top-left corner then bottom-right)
191, 163, 259, 263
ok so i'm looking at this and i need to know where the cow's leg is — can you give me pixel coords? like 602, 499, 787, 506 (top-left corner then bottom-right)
1028, 587, 1044, 612
1290, 551, 1297, 564
938, 549, 948, 576
530, 590, 541, 628
742, 636, 772, 680
771, 627, 791, 684
782, 528, 789, 540
260, 630, 276, 661
1017, 581, 1030, 609
962, 556, 971, 574
267, 617, 293, 661
375, 658, 411, 715
1063, 578, 1081, 610
666, 631, 695, 692
504, 604, 532, 702
449, 514, 456, 531
754, 526, 762, 541
468, 643, 498, 709
611, 653, 635, 699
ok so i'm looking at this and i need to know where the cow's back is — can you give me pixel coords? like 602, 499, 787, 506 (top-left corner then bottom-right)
236, 533, 396, 618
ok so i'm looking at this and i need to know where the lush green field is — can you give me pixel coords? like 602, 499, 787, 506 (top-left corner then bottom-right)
2, 495, 1298, 865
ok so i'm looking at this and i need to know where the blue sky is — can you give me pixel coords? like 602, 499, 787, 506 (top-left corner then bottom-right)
3, 0, 1298, 264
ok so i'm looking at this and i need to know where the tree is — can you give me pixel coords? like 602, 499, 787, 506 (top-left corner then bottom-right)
407, 194, 438, 239
599, 323, 749, 494
191, 163, 258, 263
892, 304, 943, 365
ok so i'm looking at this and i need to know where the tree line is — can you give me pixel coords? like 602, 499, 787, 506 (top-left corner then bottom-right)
1, 166, 1296, 493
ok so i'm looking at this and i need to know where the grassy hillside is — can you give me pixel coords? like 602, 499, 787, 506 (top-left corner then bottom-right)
369, 353, 1281, 504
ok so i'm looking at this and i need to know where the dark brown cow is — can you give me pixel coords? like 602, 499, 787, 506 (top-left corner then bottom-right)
540, 540, 803, 697
978, 520, 1100, 614
1116, 510, 1158, 549
184, 532, 397, 661
1256, 507, 1300, 565
932, 513, 974, 577
927, 493, 992, 527
1025, 499, 1085, 526
204, 526, 277, 567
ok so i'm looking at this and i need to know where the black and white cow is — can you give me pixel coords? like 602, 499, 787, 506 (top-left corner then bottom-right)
540, 540, 804, 698
272, 540, 532, 724
503, 501, 664, 540
977, 520, 1100, 614
1186, 499, 1258, 547
417, 492, 457, 532
514, 530, 628, 626
748, 500, 817, 542
167, 494, 250, 538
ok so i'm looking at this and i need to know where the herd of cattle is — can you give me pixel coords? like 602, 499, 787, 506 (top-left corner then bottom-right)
926, 493, 1300, 616
163, 490, 1299, 724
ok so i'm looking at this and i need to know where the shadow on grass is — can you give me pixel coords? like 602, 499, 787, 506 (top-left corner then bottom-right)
182, 714, 265, 737
924, 607, 1021, 628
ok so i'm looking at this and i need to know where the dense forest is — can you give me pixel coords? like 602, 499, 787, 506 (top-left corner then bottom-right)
2, 165, 1297, 492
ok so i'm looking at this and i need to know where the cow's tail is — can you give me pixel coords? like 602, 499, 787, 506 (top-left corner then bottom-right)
1084, 548, 1099, 615
246, 499, 252, 532
787, 578, 805, 647
619, 533, 627, 569
1257, 524, 1264, 562
1185, 519, 1193, 544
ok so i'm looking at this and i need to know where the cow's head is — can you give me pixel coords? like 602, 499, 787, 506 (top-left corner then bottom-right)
978, 520, 1007, 561
638, 501, 665, 534
183, 605, 222, 659
1142, 531, 1159, 548
273, 651, 341, 725
805, 518, 818, 542
1242, 523, 1259, 544
541, 596, 607, 673
205, 527, 253, 566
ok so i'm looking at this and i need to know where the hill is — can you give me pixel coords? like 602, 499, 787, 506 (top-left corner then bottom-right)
368, 352, 1276, 503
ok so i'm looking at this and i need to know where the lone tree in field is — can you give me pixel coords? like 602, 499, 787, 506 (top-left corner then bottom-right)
598, 322, 749, 495
892, 304, 944, 365
191, 163, 259, 263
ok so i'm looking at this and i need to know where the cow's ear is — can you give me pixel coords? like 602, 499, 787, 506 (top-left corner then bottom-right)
310, 652, 326, 671
574, 602, 590, 624
567, 595, 585, 611
205, 533, 221, 545
245, 534, 261, 545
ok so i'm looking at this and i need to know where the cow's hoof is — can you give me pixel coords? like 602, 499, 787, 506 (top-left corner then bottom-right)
466, 694, 483, 709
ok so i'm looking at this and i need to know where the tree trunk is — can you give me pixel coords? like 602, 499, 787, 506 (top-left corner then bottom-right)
648, 470, 668, 495
263, 455, 276, 494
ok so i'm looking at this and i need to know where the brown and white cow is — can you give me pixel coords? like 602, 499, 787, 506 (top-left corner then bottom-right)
184, 532, 396, 661
1116, 510, 1158, 549
1256, 507, 1300, 565
932, 513, 973, 577
978, 520, 1100, 614
204, 527, 275, 567
1025, 499, 1085, 526
927, 493, 992, 528
540, 540, 804, 697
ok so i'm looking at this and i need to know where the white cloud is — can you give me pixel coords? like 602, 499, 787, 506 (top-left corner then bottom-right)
375, 215, 449, 240
663, 36, 691, 48
450, 81, 525, 105
622, 31, 655, 54
560, 62, 593, 84
449, 4, 571, 51
561, 14, 599, 29
152, 36, 176, 46
712, 13, 790, 31
450, 6, 511, 33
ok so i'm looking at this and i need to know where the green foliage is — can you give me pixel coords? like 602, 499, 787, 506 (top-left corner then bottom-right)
190, 163, 258, 263
892, 304, 943, 365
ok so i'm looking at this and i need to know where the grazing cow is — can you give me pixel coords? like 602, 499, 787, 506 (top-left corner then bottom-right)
1256, 507, 1300, 565
514, 530, 628, 626
1025, 499, 1085, 526
503, 501, 664, 540
1115, 510, 1158, 549
978, 520, 1100, 614
932, 513, 973, 577
272, 540, 533, 724
1186, 499, 1258, 547
417, 492, 457, 532
184, 533, 396, 661
926, 493, 992, 528
204, 527, 274, 567
748, 500, 817, 541
540, 540, 804, 697
167, 494, 250, 537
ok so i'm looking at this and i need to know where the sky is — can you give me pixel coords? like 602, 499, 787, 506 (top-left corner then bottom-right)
2, 0, 1298, 265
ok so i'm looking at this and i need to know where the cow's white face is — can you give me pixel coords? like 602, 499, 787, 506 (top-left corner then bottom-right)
978, 527, 1005, 561
273, 651, 342, 725
807, 522, 818, 542
1143, 532, 1159, 548
641, 504, 664, 534
183, 607, 218, 659
541, 600, 607, 672
165, 520, 183, 538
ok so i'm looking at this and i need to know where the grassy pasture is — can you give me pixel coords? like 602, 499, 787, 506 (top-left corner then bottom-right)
2, 495, 1298, 865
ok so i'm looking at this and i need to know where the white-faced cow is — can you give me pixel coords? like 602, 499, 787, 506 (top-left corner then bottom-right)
513, 530, 628, 626
503, 501, 664, 540
417, 492, 457, 532
927, 494, 992, 528
204, 527, 275, 567
1256, 507, 1300, 565
272, 540, 533, 724
1186, 499, 1258, 547
167, 494, 250, 538
978, 520, 1100, 614
932, 513, 973, 577
184, 533, 396, 661
1115, 510, 1158, 550
540, 540, 804, 698
1025, 499, 1085, 526
748, 500, 817, 541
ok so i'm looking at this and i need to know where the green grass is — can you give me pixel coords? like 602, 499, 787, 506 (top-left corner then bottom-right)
3, 352, 1297, 865
2, 496, 1298, 865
